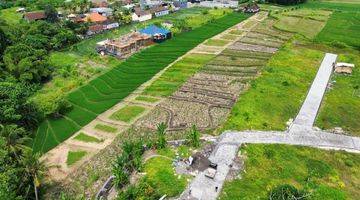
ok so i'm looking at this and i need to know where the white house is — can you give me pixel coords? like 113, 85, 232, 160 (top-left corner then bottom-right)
132, 7, 152, 22
151, 6, 169, 17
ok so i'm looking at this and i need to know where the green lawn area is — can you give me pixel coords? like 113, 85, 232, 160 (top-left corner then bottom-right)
110, 105, 146, 122
222, 43, 323, 131
143, 156, 188, 197
142, 53, 216, 97
204, 39, 230, 46
315, 11, 360, 49
316, 51, 360, 136
67, 150, 87, 166
94, 124, 117, 133
73, 132, 103, 143
0, 7, 22, 25
219, 144, 360, 199
135, 96, 159, 103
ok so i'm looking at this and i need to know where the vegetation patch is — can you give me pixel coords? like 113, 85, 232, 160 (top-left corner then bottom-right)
219, 144, 360, 199
222, 44, 323, 131
67, 150, 87, 166
33, 12, 250, 153
316, 52, 360, 136
221, 34, 238, 40
110, 105, 146, 122
273, 12, 329, 39
0, 7, 22, 26
94, 124, 117, 133
143, 53, 216, 97
204, 39, 230, 47
315, 11, 360, 49
143, 156, 188, 197
135, 96, 159, 103
73, 132, 103, 143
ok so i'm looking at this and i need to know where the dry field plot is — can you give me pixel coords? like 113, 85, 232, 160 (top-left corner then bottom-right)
136, 18, 292, 134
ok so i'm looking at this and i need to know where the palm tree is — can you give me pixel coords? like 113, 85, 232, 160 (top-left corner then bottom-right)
21, 150, 46, 200
0, 124, 31, 160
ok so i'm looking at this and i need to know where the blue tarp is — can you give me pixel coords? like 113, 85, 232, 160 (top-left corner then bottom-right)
139, 25, 171, 36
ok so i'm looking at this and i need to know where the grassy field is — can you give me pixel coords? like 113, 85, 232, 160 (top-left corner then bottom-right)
315, 11, 360, 49
67, 150, 87, 166
219, 144, 360, 199
142, 53, 215, 97
302, 1, 360, 12
110, 105, 145, 122
273, 8, 331, 39
32, 12, 250, 154
316, 51, 360, 136
222, 44, 323, 131
0, 7, 22, 25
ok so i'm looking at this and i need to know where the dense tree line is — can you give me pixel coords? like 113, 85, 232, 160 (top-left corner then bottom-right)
0, 3, 85, 199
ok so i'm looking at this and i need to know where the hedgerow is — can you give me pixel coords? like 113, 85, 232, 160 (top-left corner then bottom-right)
32, 12, 250, 153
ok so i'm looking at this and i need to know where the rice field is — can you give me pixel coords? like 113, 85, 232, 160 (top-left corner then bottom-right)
315, 11, 360, 49
32, 12, 250, 154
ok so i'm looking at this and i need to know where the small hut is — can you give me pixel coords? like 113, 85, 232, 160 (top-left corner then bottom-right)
334, 62, 355, 74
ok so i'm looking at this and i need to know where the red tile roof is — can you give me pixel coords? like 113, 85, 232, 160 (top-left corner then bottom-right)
24, 11, 46, 21
83, 12, 107, 23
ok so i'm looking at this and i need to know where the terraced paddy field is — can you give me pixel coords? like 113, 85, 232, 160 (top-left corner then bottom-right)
33, 12, 250, 154
135, 17, 292, 135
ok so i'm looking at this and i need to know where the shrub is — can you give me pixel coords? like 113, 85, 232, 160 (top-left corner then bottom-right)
330, 41, 348, 49
269, 184, 309, 200
187, 125, 200, 148
156, 123, 167, 149
113, 140, 145, 188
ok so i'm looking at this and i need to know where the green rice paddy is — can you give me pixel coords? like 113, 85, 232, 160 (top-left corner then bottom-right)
67, 151, 87, 166
110, 105, 146, 122
74, 132, 103, 143
94, 124, 117, 133
32, 12, 250, 153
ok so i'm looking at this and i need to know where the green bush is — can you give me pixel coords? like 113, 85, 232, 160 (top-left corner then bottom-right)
268, 184, 309, 200
186, 125, 200, 148
156, 123, 167, 149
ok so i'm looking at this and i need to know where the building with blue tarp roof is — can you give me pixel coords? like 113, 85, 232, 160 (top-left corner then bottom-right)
139, 25, 171, 42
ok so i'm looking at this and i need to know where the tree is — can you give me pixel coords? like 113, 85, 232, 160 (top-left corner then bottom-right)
156, 122, 167, 149
21, 150, 45, 200
3, 43, 52, 83
187, 125, 200, 148
0, 124, 31, 160
0, 81, 40, 128
51, 29, 78, 50
44, 4, 58, 22
0, 27, 9, 58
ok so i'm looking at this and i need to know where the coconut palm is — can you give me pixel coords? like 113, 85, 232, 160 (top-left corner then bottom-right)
0, 124, 31, 160
21, 149, 45, 200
